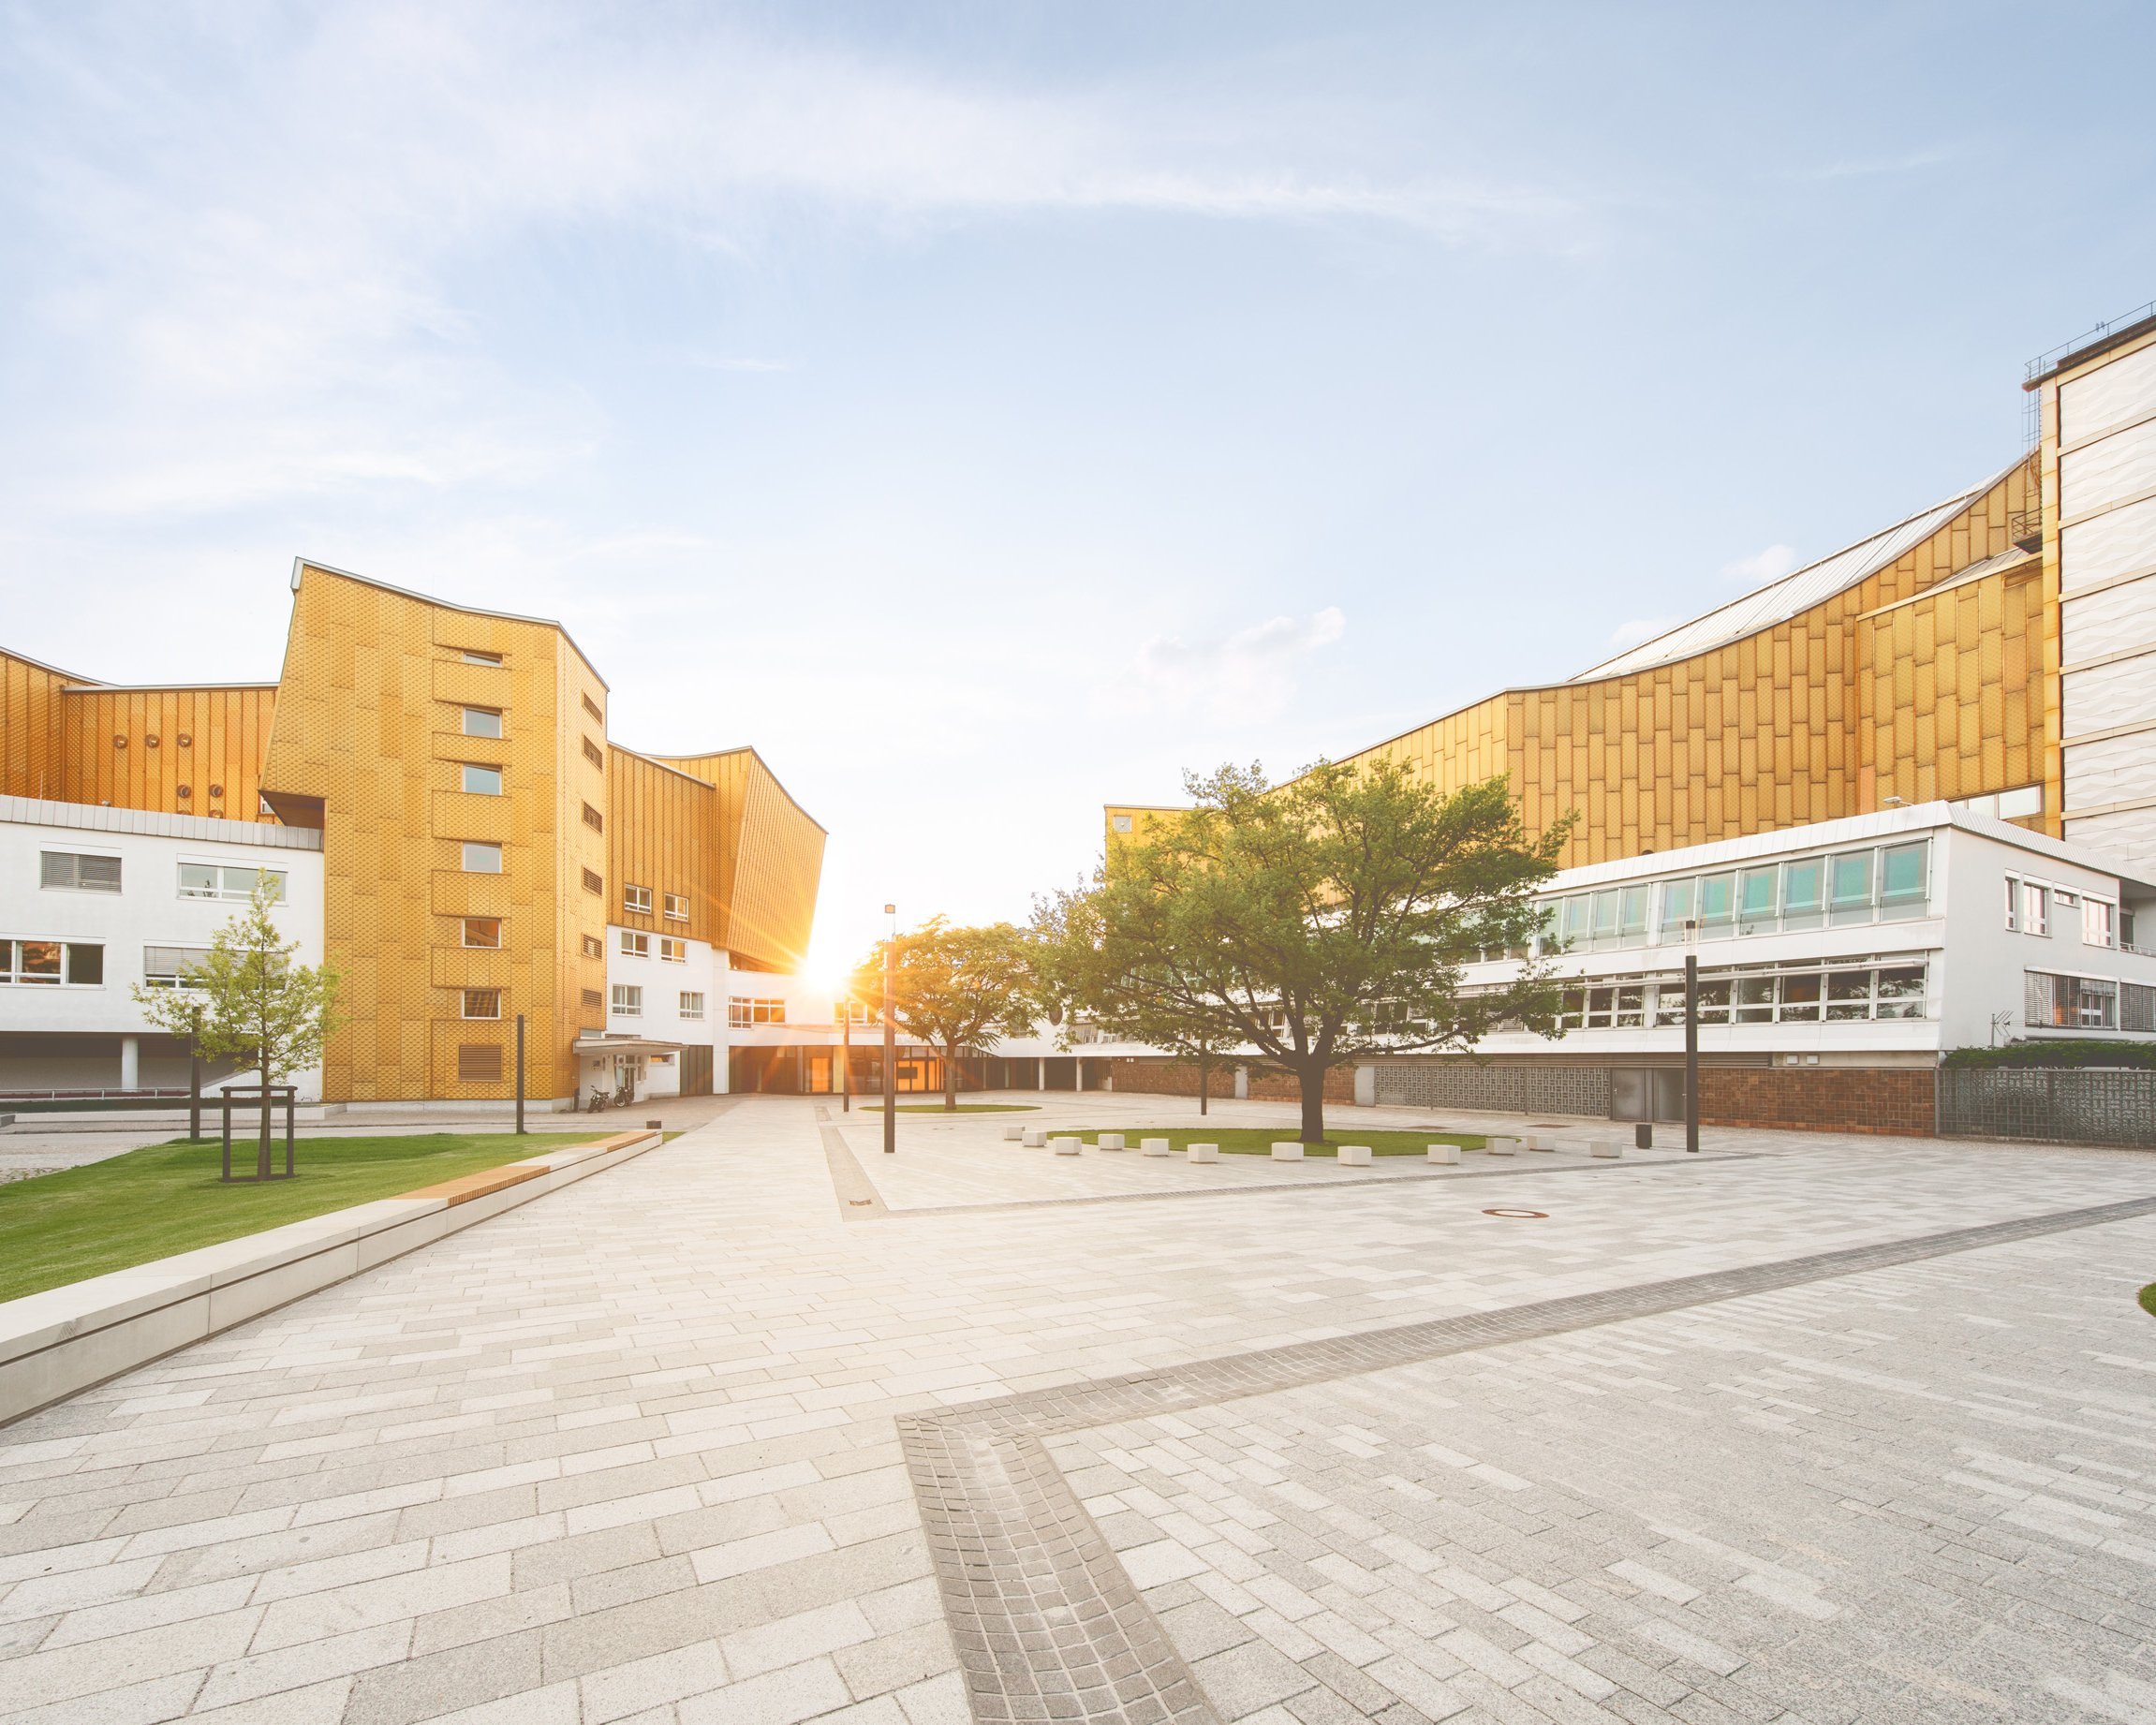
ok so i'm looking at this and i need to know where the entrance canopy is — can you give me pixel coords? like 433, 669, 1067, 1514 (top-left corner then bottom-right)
571, 1035, 683, 1059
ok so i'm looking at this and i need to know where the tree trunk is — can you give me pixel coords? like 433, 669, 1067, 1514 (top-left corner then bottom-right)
1197, 1052, 1208, 1115
1296, 1060, 1328, 1146
943, 1046, 958, 1112
258, 1055, 273, 1180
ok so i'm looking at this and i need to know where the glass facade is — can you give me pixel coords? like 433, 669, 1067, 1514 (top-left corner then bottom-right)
1559, 961, 1929, 1031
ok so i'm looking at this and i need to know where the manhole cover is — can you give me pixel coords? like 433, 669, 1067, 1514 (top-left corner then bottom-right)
1483, 1207, 1548, 1219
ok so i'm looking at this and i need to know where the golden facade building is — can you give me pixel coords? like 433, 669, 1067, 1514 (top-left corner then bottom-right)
0, 560, 824, 1105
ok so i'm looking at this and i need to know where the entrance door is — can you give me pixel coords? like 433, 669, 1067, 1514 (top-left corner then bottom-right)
680, 1045, 713, 1097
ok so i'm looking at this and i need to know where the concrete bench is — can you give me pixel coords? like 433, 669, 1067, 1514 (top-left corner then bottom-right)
1022, 1128, 1047, 1146
1271, 1141, 1304, 1160
1002, 1125, 1025, 1142
1141, 1137, 1172, 1157
1484, 1136, 1518, 1157
1590, 1139, 1624, 1158
1098, 1133, 1126, 1151
1187, 1142, 1218, 1163
1337, 1143, 1372, 1167
1051, 1136, 1082, 1156
1527, 1134, 1556, 1152
1427, 1143, 1460, 1164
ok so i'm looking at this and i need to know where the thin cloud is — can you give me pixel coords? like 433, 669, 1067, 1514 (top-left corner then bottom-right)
1125, 607, 1347, 724
1789, 145, 1959, 182
1721, 543, 1802, 586
1608, 614, 1686, 652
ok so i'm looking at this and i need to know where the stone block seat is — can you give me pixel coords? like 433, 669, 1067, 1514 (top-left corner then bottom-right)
1427, 1143, 1459, 1164
1052, 1136, 1082, 1157
1186, 1142, 1218, 1163
1271, 1141, 1304, 1161
1098, 1133, 1126, 1151
1337, 1143, 1372, 1167
1022, 1128, 1047, 1146
1141, 1137, 1171, 1157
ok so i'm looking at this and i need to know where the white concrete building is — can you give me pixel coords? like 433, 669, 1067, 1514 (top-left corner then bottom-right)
0, 797, 326, 1100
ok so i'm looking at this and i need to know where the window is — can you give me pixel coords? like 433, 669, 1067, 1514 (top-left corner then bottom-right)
462, 764, 503, 796
459, 648, 503, 666
582, 867, 603, 894
582, 987, 602, 1009
611, 984, 642, 1016
582, 803, 603, 833
0, 939, 102, 985
1736, 868, 1778, 930
620, 931, 650, 958
1698, 873, 1735, 931
2125, 981, 2156, 1034
1558, 895, 1589, 950
834, 999, 875, 1026
1828, 852, 1874, 923
580, 934, 604, 959
1659, 877, 1695, 936
2084, 899, 2117, 949
624, 884, 652, 915
583, 737, 605, 769
660, 936, 686, 963
583, 693, 604, 723
679, 991, 705, 1020
663, 892, 688, 921
1733, 974, 1776, 1024
463, 988, 501, 1019
142, 945, 211, 988
41, 851, 121, 892
1781, 858, 1824, 927
1613, 983, 1647, 1027
1878, 842, 1928, 917
1590, 891, 1619, 943
180, 862, 288, 902
2027, 884, 2049, 936
461, 706, 503, 739
2004, 877, 2020, 932
729, 996, 786, 1025
1874, 966, 1927, 1020
1778, 973, 1823, 1023
462, 842, 503, 874
463, 917, 501, 948
457, 1043, 503, 1081
1112, 814, 1133, 833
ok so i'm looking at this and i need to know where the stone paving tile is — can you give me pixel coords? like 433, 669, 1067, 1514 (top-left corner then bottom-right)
0, 1098, 2153, 1724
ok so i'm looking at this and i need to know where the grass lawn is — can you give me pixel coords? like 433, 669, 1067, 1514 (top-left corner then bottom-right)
2141, 1282, 2156, 1320
1057, 1127, 1486, 1157
0, 1132, 601, 1305
863, 1103, 1041, 1113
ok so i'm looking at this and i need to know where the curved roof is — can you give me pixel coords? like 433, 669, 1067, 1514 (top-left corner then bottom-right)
1568, 464, 2016, 683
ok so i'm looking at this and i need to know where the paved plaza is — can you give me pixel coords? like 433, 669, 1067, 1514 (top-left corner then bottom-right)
2, 1095, 2154, 1724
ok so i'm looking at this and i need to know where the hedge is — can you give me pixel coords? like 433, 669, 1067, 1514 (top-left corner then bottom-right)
1943, 1039, 2156, 1070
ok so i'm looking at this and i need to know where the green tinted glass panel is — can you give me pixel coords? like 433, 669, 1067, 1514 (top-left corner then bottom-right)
1829, 852, 1873, 907
1660, 877, 1695, 931
1699, 874, 1735, 923
1880, 842, 1927, 904
1782, 859, 1824, 913
1618, 885, 1649, 936
1739, 869, 1778, 918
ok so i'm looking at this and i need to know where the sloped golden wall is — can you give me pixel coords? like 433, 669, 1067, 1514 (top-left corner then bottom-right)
58, 686, 277, 820
657, 747, 825, 970
0, 649, 77, 801
608, 746, 718, 944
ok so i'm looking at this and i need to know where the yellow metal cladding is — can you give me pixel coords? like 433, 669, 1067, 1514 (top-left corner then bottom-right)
1108, 459, 2052, 862
58, 686, 277, 820
656, 747, 825, 970
0, 649, 79, 800
607, 745, 718, 943
258, 563, 613, 1105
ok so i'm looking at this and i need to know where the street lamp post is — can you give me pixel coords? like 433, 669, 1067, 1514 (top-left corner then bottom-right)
1683, 916, 1700, 1155
882, 904, 897, 1156
839, 990, 851, 1113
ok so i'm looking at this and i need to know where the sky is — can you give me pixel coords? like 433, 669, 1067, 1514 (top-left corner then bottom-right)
3, 1, 2154, 982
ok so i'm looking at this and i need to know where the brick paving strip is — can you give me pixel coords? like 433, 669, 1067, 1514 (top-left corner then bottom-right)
897, 1190, 2156, 1725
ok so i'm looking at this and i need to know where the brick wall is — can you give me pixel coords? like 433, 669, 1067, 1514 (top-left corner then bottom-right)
1700, 1068, 1934, 1136
1106, 1059, 1354, 1103
1368, 1062, 1611, 1118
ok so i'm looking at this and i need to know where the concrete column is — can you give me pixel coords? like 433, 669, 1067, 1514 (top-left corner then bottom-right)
119, 1035, 140, 1093
1234, 1064, 1249, 1100
1353, 1064, 1376, 1107
1037, 1058, 1046, 1091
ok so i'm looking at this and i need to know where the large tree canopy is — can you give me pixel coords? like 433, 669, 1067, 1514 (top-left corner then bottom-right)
1041, 759, 1569, 1143
852, 917, 1038, 1111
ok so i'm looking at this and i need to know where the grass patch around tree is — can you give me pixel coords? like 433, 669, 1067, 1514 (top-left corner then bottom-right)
1056, 1127, 1485, 1157
862, 1103, 1041, 1113
2141, 1283, 2156, 1320
0, 1132, 602, 1305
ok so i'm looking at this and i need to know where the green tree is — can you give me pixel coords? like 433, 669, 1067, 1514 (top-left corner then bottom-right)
1042, 759, 1569, 1145
853, 918, 1038, 1112
132, 877, 340, 1178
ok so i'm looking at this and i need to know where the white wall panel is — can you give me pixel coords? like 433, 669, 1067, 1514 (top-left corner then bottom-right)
2063, 804, 2156, 878
2061, 340, 2156, 446
2061, 492, 2156, 591
2063, 731, 2156, 810
2062, 651, 2156, 738
2061, 416, 2156, 522
2063, 573, 2156, 664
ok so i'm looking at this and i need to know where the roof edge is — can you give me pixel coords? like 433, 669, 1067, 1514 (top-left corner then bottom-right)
647, 745, 829, 836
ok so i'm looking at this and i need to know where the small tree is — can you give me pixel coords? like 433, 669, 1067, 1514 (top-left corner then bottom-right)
133, 877, 339, 1178
1048, 759, 1570, 1144
853, 918, 1038, 1112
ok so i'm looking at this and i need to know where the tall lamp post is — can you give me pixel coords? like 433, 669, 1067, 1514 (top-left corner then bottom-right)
1683, 917, 1701, 1154
839, 988, 852, 1113
882, 904, 897, 1156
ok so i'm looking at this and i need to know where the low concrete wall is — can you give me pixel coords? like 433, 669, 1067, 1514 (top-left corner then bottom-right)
0, 1130, 662, 1427
1940, 1067, 2156, 1146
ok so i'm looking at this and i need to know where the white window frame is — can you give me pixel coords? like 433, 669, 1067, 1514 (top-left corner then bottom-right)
679, 991, 705, 1020
462, 988, 502, 1020
624, 884, 653, 916
0, 937, 106, 987
611, 984, 642, 1017
41, 850, 123, 893
462, 917, 503, 949
461, 763, 504, 796
659, 936, 686, 964
620, 931, 650, 958
179, 862, 288, 902
141, 944, 213, 989
462, 842, 503, 875
2084, 897, 2117, 950
663, 892, 688, 921
461, 706, 503, 739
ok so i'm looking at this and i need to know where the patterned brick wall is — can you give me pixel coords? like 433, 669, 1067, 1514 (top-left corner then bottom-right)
1368, 1061, 1613, 1118
1940, 1068, 2156, 1147
1106, 1059, 1353, 1103
1700, 1068, 1934, 1136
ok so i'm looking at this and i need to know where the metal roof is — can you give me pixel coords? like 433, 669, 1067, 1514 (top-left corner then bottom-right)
1568, 464, 2015, 683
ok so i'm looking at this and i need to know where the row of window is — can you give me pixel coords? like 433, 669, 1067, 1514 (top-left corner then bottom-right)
731, 996, 786, 1025
618, 931, 689, 962
0, 939, 105, 985
609, 987, 707, 1020
1553, 963, 1930, 1030
2003, 876, 2121, 948
622, 886, 690, 921
2025, 971, 2156, 1033
39, 851, 288, 902
1528, 842, 1933, 958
